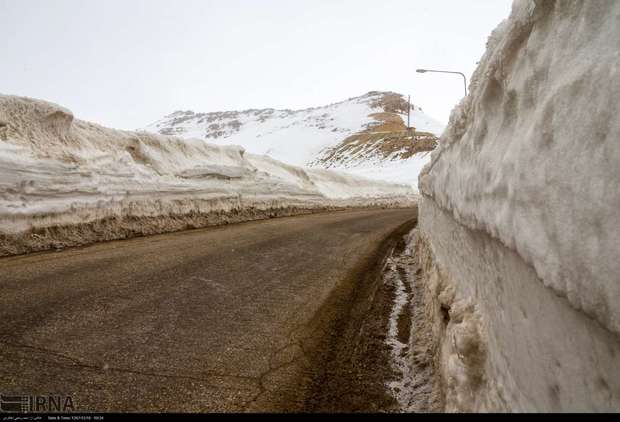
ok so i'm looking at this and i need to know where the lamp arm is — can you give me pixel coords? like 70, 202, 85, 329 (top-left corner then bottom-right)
419, 70, 468, 96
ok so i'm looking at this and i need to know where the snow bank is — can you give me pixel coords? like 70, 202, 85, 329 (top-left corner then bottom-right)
414, 0, 620, 411
419, 0, 620, 334
0, 95, 415, 256
414, 199, 620, 412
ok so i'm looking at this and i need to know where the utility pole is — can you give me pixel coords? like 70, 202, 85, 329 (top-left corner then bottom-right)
407, 95, 411, 130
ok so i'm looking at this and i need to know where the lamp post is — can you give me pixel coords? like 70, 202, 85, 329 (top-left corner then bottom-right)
416, 68, 468, 97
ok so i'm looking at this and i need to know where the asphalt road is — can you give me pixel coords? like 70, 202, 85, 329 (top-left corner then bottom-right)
0, 208, 417, 412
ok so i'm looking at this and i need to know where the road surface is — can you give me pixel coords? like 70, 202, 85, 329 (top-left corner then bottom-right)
0, 208, 417, 412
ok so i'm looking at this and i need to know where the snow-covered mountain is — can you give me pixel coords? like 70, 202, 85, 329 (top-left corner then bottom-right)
143, 91, 445, 187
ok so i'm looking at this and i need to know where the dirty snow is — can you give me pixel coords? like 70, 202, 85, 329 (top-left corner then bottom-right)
416, 0, 620, 412
416, 198, 620, 412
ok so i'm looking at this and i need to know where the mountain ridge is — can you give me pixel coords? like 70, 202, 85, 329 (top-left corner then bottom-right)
143, 91, 445, 187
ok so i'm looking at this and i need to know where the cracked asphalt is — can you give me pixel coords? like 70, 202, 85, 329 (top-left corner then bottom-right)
0, 208, 417, 412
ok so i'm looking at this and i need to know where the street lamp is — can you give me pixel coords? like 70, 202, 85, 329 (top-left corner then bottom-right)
416, 68, 468, 97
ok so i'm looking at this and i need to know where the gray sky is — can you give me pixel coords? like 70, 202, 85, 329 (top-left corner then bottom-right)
1, 0, 512, 130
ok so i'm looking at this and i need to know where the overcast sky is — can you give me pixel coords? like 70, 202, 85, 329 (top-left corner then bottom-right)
1, 0, 512, 130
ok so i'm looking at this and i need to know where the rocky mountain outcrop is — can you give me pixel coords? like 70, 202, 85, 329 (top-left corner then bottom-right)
413, 0, 620, 412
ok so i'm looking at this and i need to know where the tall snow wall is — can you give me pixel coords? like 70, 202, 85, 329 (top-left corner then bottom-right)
415, 0, 620, 411
0, 95, 415, 256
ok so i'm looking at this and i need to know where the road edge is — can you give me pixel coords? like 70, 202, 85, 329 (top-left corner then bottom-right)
295, 206, 419, 412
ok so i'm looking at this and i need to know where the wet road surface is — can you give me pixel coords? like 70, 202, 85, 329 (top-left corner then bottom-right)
0, 208, 417, 412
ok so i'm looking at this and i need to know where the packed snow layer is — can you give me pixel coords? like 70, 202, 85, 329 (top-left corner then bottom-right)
419, 0, 620, 334
0, 94, 415, 256
415, 197, 620, 412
